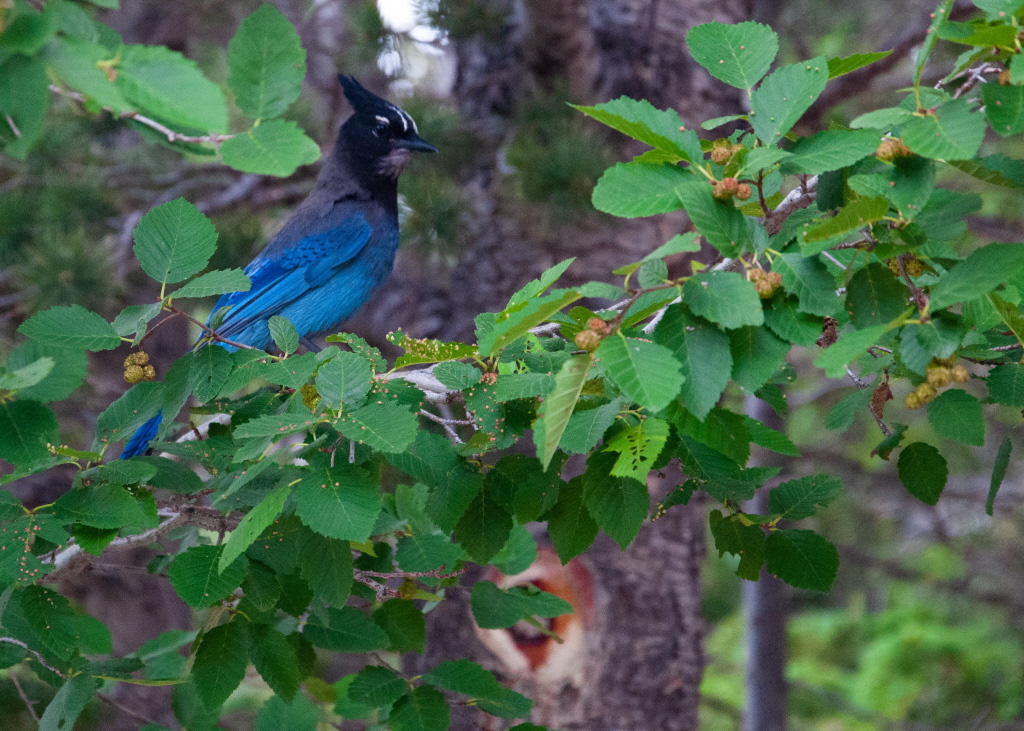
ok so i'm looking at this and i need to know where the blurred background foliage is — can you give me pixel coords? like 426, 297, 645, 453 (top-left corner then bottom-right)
1, 0, 1022, 729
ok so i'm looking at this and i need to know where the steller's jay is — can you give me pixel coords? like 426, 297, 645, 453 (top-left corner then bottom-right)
121, 76, 436, 458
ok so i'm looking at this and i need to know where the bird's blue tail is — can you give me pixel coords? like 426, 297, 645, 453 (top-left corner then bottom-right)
122, 411, 163, 458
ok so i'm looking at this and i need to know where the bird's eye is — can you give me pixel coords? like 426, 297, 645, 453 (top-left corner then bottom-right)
373, 121, 390, 136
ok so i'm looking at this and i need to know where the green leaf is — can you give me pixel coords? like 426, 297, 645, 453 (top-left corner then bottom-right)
93, 381, 163, 451
533, 353, 593, 469
4, 585, 78, 662
547, 475, 598, 563
989, 292, 1024, 349
683, 271, 764, 329
764, 296, 822, 347
849, 106, 916, 131
133, 198, 218, 286
228, 3, 306, 120
775, 254, 838, 317
189, 345, 232, 403
54, 483, 147, 529
261, 351, 317, 390
948, 153, 1024, 189
396, 532, 463, 573
824, 386, 874, 431
38, 674, 98, 731
247, 624, 300, 701
221, 119, 320, 177
936, 19, 1018, 47
813, 324, 888, 378
255, 694, 317, 731
709, 510, 766, 580
494, 372, 555, 401
686, 21, 778, 90
897, 442, 948, 505
17, 304, 120, 351
303, 607, 389, 652
928, 389, 985, 446
389, 686, 451, 731
643, 233, 702, 261
192, 620, 248, 710
262, 315, 298, 355
219, 485, 291, 572
433, 361, 481, 390
779, 129, 880, 175
845, 263, 909, 328
116, 44, 228, 132
930, 243, 1024, 311
987, 436, 1012, 516
338, 402, 418, 453
902, 98, 986, 161
591, 162, 689, 218
583, 453, 648, 549
0, 54, 49, 159
293, 462, 380, 542
596, 335, 683, 412
572, 97, 701, 161
729, 325, 790, 392
507, 258, 575, 306
348, 665, 407, 708
325, 332, 386, 371
675, 178, 747, 257
826, 51, 892, 79
470, 581, 573, 629
6, 342, 87, 402
232, 413, 320, 439
298, 532, 352, 605
653, 306, 732, 419
171, 269, 250, 299
454, 489, 513, 564
424, 659, 533, 719
987, 364, 1024, 407
802, 196, 889, 244
765, 528, 839, 592
560, 399, 621, 454
389, 332, 477, 368
604, 417, 670, 483
478, 289, 582, 357
983, 83, 1024, 137
768, 474, 842, 520
745, 416, 799, 456
0, 6, 55, 54
749, 57, 828, 143
44, 36, 130, 112
315, 351, 373, 409
168, 545, 248, 607
374, 599, 425, 654
0, 400, 58, 468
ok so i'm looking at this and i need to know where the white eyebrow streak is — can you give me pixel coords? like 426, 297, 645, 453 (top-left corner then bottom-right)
375, 115, 390, 126
385, 102, 410, 132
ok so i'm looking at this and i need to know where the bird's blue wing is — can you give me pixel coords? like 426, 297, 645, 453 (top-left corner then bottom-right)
211, 215, 373, 340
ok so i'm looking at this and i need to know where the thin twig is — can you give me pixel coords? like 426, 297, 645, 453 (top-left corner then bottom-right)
10, 669, 39, 722
845, 369, 893, 437
419, 409, 471, 444
165, 305, 260, 351
49, 85, 234, 144
895, 254, 928, 316
0, 638, 63, 677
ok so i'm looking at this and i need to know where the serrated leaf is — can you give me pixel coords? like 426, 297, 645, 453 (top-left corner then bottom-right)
454, 489, 513, 564
133, 198, 218, 286
169, 545, 248, 607
774, 253, 838, 316
189, 345, 232, 403
902, 98, 985, 161
247, 623, 300, 701
298, 531, 352, 605
768, 474, 842, 520
338, 401, 418, 453
228, 3, 306, 120
54, 483, 147, 529
928, 388, 985, 446
988, 364, 1024, 407
709, 510, 766, 580
267, 315, 299, 354
897, 442, 947, 505
744, 416, 799, 456
45, 36, 129, 111
813, 324, 888, 378
374, 599, 425, 654
348, 665, 407, 707
316, 350, 372, 409
779, 129, 880, 175
986, 436, 1012, 515
424, 659, 533, 719
172, 269, 251, 299
824, 386, 874, 431
765, 528, 838, 591
220, 484, 291, 572
232, 413, 320, 439
729, 324, 790, 393
582, 453, 648, 549
255, 692, 317, 731
596, 335, 683, 412
845, 262, 909, 328
389, 685, 451, 731
470, 581, 573, 629
803, 196, 889, 244
983, 83, 1024, 137
192, 620, 248, 710
0, 54, 48, 159
573, 97, 701, 161
591, 162, 689, 218
116, 44, 227, 132
38, 673, 98, 731
221, 119, 320, 176
686, 21, 778, 90
0, 400, 58, 468
92, 381, 163, 452
643, 232, 702, 262
433, 361, 482, 390
293, 462, 380, 542
6, 342, 87, 402
303, 607, 389, 652
675, 178, 747, 257
532, 353, 593, 470
826, 51, 892, 79
930, 243, 1024, 311
17, 305, 120, 351
0, 357, 53, 393
547, 475, 598, 563
493, 372, 555, 401
478, 289, 581, 357
749, 57, 828, 143
683, 271, 764, 329
389, 332, 477, 368
653, 305, 731, 419
605, 417, 670, 483
560, 399, 621, 454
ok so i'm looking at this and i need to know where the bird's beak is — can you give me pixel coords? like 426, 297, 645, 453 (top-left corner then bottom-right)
397, 135, 438, 153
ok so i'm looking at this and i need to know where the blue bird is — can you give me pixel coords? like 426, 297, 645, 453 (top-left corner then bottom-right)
121, 76, 436, 458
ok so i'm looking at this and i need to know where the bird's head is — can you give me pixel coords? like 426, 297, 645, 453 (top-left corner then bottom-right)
338, 75, 437, 179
